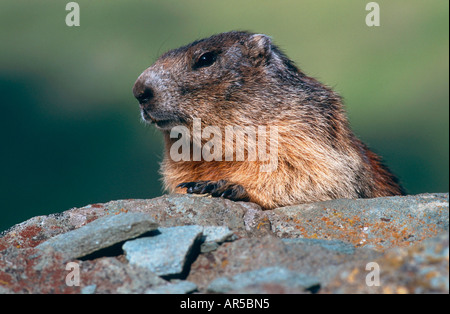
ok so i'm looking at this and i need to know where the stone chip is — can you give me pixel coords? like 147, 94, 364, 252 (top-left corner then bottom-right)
36, 212, 158, 260
122, 225, 203, 277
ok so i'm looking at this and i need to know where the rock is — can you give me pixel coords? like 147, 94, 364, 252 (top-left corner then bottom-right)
323, 232, 449, 294
187, 235, 379, 291
0, 194, 268, 252
145, 280, 198, 294
207, 266, 320, 293
122, 225, 203, 278
281, 238, 355, 255
0, 246, 74, 293
80, 257, 166, 294
269, 193, 449, 251
201, 226, 236, 253
81, 285, 97, 294
0, 245, 166, 294
100, 194, 268, 237
36, 213, 159, 260
202, 226, 235, 243
0, 192, 448, 294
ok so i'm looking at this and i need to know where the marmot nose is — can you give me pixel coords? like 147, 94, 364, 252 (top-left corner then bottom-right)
133, 81, 155, 105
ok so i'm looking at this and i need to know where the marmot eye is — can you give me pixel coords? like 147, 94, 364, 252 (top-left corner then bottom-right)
193, 52, 217, 69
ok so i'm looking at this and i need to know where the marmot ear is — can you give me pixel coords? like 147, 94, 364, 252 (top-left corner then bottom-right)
245, 34, 272, 64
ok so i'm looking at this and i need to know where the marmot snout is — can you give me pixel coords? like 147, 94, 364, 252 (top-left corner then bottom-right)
133, 31, 405, 209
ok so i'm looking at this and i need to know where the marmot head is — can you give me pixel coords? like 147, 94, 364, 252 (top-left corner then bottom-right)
133, 31, 333, 132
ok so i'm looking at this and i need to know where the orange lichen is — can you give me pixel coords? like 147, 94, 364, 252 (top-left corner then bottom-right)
0, 272, 13, 286
286, 207, 443, 251
257, 217, 269, 230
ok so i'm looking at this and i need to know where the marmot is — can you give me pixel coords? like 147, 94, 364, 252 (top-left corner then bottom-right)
133, 31, 405, 209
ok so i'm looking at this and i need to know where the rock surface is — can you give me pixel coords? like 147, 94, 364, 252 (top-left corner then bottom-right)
123, 225, 203, 277
269, 193, 449, 251
207, 267, 321, 293
36, 213, 159, 260
145, 280, 198, 294
186, 235, 380, 291
0, 193, 448, 294
322, 232, 450, 294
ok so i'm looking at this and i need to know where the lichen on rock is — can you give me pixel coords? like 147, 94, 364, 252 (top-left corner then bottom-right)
0, 193, 448, 294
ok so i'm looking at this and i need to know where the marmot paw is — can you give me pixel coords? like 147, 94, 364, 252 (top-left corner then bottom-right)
177, 180, 250, 202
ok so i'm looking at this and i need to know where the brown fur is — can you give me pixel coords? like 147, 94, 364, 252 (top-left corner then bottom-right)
133, 31, 405, 209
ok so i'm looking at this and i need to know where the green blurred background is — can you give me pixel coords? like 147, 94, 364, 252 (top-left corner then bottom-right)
0, 0, 448, 232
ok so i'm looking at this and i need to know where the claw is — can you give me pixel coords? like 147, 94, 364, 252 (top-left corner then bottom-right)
176, 180, 249, 202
